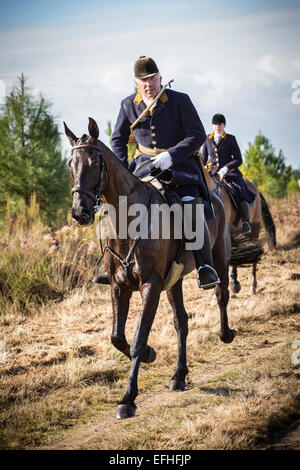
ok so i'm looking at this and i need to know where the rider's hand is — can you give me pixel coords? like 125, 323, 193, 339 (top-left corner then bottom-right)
152, 151, 173, 171
218, 166, 228, 180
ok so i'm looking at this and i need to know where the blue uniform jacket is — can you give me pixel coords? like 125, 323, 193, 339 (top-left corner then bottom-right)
201, 132, 255, 204
112, 88, 207, 189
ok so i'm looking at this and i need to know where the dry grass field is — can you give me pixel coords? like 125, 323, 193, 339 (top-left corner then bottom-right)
0, 195, 299, 450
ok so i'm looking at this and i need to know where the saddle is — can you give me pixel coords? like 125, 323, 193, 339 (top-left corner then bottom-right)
142, 175, 214, 221
140, 176, 186, 290
212, 176, 244, 227
141, 174, 180, 205
218, 178, 239, 211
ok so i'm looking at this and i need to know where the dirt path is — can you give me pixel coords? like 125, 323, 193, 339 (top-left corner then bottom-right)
38, 335, 297, 450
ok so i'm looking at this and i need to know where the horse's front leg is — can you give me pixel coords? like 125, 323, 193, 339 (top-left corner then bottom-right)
110, 282, 132, 360
213, 253, 236, 344
111, 281, 156, 364
115, 278, 162, 419
166, 279, 188, 391
250, 263, 257, 295
230, 265, 241, 293
215, 281, 236, 343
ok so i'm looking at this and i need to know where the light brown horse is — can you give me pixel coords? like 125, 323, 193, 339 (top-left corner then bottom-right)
203, 166, 276, 294
64, 118, 262, 420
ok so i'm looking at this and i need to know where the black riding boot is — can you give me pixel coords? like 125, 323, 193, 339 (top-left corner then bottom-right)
92, 272, 110, 284
239, 200, 251, 233
183, 198, 220, 290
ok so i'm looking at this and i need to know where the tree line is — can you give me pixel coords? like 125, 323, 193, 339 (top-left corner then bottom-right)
0, 75, 299, 229
0, 75, 71, 228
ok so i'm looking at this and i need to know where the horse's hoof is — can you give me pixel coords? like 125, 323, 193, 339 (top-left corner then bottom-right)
220, 329, 237, 344
141, 346, 156, 364
231, 283, 241, 294
169, 379, 186, 391
115, 404, 136, 420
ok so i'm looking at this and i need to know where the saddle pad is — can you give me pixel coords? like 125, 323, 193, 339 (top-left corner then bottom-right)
162, 260, 184, 291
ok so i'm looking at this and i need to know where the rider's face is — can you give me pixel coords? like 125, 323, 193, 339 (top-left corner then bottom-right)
213, 123, 225, 134
135, 73, 162, 100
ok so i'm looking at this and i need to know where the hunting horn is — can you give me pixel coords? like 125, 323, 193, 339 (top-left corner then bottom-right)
130, 79, 174, 131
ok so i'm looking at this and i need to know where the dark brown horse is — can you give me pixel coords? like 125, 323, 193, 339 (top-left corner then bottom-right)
203, 166, 276, 295
64, 117, 259, 420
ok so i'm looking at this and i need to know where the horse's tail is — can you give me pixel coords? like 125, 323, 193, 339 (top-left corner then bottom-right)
230, 231, 264, 267
259, 192, 276, 250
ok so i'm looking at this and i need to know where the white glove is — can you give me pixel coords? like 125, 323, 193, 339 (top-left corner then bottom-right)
152, 151, 173, 171
218, 166, 228, 180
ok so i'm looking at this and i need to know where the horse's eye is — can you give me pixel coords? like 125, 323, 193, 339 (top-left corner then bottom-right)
67, 159, 72, 168
92, 160, 99, 167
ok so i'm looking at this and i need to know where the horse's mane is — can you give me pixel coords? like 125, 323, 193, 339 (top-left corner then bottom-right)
74, 134, 160, 197
96, 138, 147, 189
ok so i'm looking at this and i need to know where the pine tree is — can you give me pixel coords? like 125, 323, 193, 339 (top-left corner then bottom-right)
0, 74, 71, 223
242, 132, 295, 198
105, 120, 113, 148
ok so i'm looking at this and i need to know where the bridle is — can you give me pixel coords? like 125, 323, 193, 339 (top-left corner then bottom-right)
70, 142, 105, 207
69, 141, 155, 277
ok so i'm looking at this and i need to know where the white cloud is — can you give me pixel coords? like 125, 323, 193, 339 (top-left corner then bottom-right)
256, 54, 300, 83
192, 70, 242, 107
291, 58, 300, 72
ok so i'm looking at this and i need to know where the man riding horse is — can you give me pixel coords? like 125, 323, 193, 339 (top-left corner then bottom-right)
95, 55, 220, 290
201, 113, 255, 233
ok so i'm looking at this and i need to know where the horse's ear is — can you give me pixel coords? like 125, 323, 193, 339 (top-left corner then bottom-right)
63, 121, 77, 145
88, 117, 99, 140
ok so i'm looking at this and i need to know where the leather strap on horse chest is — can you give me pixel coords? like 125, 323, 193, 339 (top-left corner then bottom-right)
102, 190, 153, 277
106, 236, 140, 275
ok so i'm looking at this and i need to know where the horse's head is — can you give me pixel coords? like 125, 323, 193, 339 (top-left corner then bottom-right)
64, 117, 106, 226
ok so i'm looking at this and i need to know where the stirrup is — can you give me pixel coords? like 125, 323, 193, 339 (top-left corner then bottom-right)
92, 273, 110, 285
241, 221, 251, 233
196, 264, 220, 290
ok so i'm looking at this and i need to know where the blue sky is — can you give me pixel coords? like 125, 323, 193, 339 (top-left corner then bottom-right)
0, 0, 300, 168
1, 0, 300, 27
